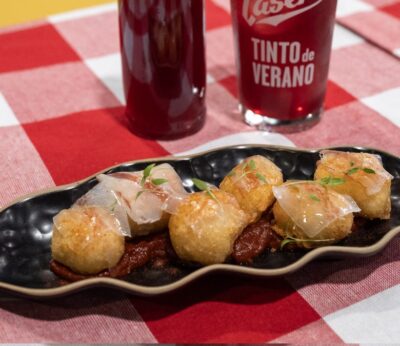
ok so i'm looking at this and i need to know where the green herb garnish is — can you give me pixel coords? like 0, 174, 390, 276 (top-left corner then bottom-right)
319, 176, 345, 186
236, 159, 268, 184
363, 168, 376, 174
141, 163, 156, 186
192, 178, 218, 202
136, 164, 168, 201
346, 167, 360, 175
109, 199, 118, 212
280, 237, 297, 250
237, 161, 251, 179
346, 164, 376, 176
248, 159, 256, 171
309, 194, 320, 202
256, 172, 267, 183
151, 178, 168, 186
240, 159, 256, 177
135, 190, 145, 201
192, 178, 208, 191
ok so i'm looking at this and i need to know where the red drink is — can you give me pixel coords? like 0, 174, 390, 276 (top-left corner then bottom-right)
119, 0, 206, 139
231, 0, 337, 131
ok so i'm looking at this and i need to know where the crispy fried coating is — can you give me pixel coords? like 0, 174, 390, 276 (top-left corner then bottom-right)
51, 206, 125, 274
169, 190, 249, 265
273, 202, 354, 249
220, 155, 283, 223
315, 151, 392, 219
272, 181, 358, 249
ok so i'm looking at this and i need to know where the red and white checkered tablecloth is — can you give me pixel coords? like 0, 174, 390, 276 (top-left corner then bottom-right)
0, 0, 399, 343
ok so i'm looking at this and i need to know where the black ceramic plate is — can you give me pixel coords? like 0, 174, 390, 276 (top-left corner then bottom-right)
0, 145, 399, 298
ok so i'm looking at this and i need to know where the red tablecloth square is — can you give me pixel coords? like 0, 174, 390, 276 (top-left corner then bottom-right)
219, 75, 238, 98
206, 0, 232, 30
23, 107, 168, 185
0, 24, 80, 73
131, 276, 320, 343
381, 1, 400, 18
325, 80, 357, 110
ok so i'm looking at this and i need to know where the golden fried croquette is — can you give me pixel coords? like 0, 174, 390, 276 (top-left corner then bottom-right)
272, 181, 360, 248
169, 189, 249, 265
51, 206, 125, 274
220, 155, 283, 223
314, 151, 392, 219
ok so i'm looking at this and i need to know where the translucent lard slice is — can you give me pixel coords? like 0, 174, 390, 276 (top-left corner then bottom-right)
75, 181, 131, 237
320, 151, 393, 195
97, 163, 188, 225
272, 181, 360, 238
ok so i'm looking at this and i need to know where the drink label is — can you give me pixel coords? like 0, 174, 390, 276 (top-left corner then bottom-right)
251, 39, 315, 88
242, 0, 323, 89
243, 0, 322, 26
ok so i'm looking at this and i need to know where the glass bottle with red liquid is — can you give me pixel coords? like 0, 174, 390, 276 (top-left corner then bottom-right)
231, 0, 338, 131
119, 0, 206, 140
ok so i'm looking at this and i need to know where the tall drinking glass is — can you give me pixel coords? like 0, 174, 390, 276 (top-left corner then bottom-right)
231, 0, 338, 132
119, 0, 206, 140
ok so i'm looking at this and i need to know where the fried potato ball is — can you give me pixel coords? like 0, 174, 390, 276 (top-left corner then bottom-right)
272, 181, 359, 249
169, 189, 249, 265
273, 203, 354, 248
220, 155, 283, 223
51, 206, 125, 275
314, 151, 392, 219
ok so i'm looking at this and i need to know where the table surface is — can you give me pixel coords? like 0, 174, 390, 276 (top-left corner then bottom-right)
0, 0, 400, 343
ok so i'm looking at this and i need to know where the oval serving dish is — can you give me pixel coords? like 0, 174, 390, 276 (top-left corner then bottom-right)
0, 145, 399, 298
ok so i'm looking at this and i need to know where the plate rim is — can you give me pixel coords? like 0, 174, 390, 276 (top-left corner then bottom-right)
1, 144, 399, 297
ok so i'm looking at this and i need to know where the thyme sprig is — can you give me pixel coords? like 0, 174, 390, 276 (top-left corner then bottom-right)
135, 163, 168, 200
319, 165, 376, 188
141, 163, 156, 186
192, 178, 218, 202
319, 176, 345, 187
109, 199, 118, 212
256, 172, 267, 183
228, 159, 267, 184
363, 168, 376, 174
346, 167, 360, 175
237, 159, 256, 180
346, 167, 376, 176
309, 194, 320, 202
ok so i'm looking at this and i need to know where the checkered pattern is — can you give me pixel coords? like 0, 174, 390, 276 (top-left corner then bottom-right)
337, 0, 400, 57
0, 0, 400, 343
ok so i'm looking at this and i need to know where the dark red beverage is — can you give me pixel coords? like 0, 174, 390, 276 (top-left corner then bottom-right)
231, 0, 337, 131
119, 0, 206, 139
